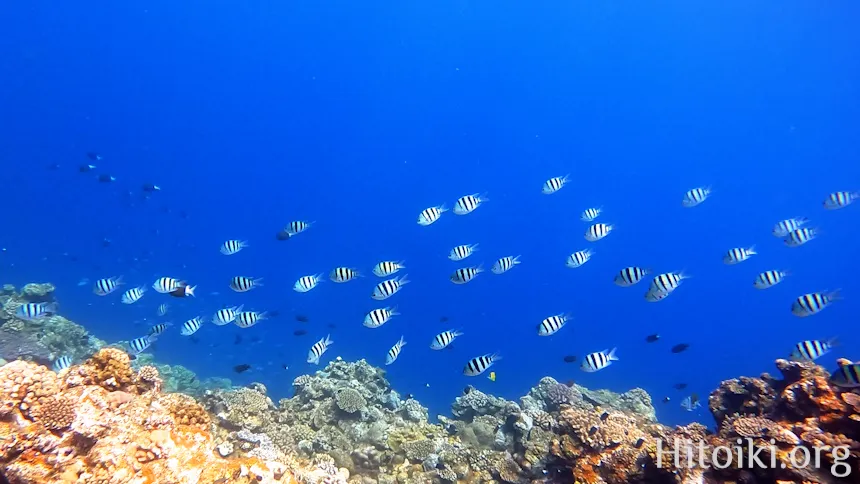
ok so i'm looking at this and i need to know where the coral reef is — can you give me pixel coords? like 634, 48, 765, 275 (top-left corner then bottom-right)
2, 281, 859, 483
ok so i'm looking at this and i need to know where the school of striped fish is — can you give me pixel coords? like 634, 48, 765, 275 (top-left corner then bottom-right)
21, 183, 860, 395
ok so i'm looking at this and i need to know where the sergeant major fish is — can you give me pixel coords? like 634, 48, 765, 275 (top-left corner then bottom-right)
235, 311, 268, 328
784, 228, 817, 247
307, 334, 333, 364
430, 330, 463, 350
541, 175, 569, 194
149, 322, 172, 336
566, 249, 593, 268
373, 260, 405, 277
180, 317, 204, 336
614, 267, 650, 287
823, 191, 859, 210
584, 223, 613, 242
753, 270, 789, 289
491, 255, 521, 274
538, 313, 571, 336
581, 207, 602, 222
287, 221, 313, 235
681, 187, 711, 207
791, 290, 842, 317
723, 246, 756, 265
385, 336, 407, 365
772, 217, 809, 237
121, 286, 147, 304
294, 274, 324, 293
450, 266, 483, 284
94, 276, 124, 295
330, 267, 361, 283
464, 353, 501, 376
220, 239, 248, 255
453, 193, 488, 215
152, 277, 182, 294
417, 205, 447, 226
372, 275, 410, 300
790, 339, 838, 361
53, 356, 72, 372
128, 335, 156, 355
230, 276, 262, 292
581, 348, 618, 372
449, 244, 479, 261
213, 305, 244, 326
364, 307, 399, 328
16, 302, 58, 320
649, 271, 689, 294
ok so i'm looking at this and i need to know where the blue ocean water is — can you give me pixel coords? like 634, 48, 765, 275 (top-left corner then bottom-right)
1, 1, 858, 428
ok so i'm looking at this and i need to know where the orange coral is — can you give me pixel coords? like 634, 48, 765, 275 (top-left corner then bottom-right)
68, 347, 137, 392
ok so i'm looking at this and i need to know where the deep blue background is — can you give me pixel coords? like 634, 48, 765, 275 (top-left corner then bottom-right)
1, 1, 858, 427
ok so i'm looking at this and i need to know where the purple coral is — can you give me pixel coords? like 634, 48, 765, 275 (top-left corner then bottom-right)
546, 383, 573, 408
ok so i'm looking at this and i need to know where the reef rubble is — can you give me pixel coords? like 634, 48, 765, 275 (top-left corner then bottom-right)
1, 283, 859, 483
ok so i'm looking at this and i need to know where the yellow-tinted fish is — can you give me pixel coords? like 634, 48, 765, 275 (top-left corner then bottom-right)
488, 371, 496, 382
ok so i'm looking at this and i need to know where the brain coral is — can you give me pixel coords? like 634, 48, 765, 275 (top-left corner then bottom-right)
335, 388, 367, 414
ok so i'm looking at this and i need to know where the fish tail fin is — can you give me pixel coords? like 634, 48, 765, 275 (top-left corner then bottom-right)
478, 192, 489, 202
471, 243, 479, 251
438, 204, 448, 212
389, 306, 400, 316
257, 311, 269, 320
748, 245, 757, 254
828, 288, 843, 301
827, 337, 840, 348
453, 329, 465, 337
607, 347, 619, 361
398, 336, 407, 347
45, 302, 59, 314
325, 334, 333, 346
490, 353, 502, 363
399, 274, 410, 285
512, 255, 522, 265
254, 278, 264, 286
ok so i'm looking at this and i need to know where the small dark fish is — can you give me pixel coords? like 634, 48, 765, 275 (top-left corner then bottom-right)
646, 333, 660, 343
233, 364, 252, 373
86, 151, 102, 161
671, 343, 690, 354
565, 380, 575, 387
295, 314, 310, 323
102, 238, 112, 248
405, 393, 413, 400
142, 183, 161, 192
189, 336, 200, 344
276, 230, 292, 241
293, 329, 307, 336
98, 174, 116, 183
327, 323, 337, 329
463, 385, 473, 395
563, 355, 577, 363
440, 316, 449, 323
169, 284, 196, 298
80, 164, 96, 172
662, 397, 671, 403
234, 334, 243, 345
673, 383, 688, 390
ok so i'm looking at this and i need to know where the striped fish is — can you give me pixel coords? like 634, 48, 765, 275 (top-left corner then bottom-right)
784, 228, 817, 247
753, 270, 789, 289
180, 317, 204, 336
581, 348, 618, 372
373, 260, 405, 277
791, 290, 842, 317
94, 276, 124, 296
152, 277, 182, 294
53, 356, 72, 372
449, 243, 479, 261
491, 255, 521, 274
430, 330, 463, 350
453, 193, 488, 215
157, 303, 169, 316
790, 339, 838, 362
220, 239, 248, 255
128, 335, 156, 354
566, 249, 594, 268
723, 246, 756, 265
542, 175, 570, 194
287, 221, 313, 235
584, 223, 613, 242
385, 336, 407, 365
681, 187, 711, 208
121, 286, 147, 304
450, 266, 483, 284
307, 334, 333, 364
614, 267, 650, 287
823, 191, 859, 210
213, 305, 244, 326
364, 307, 399, 328
463, 353, 501, 376
230, 276, 262, 292
16, 302, 57, 320
330, 267, 361, 283
772, 217, 809, 237
681, 394, 701, 412
537, 313, 571, 336
830, 363, 860, 388
294, 274, 323, 293
417, 205, 447, 226
235, 311, 268, 328
372, 275, 410, 300
581, 207, 602, 222
649, 271, 689, 294
149, 322, 172, 336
